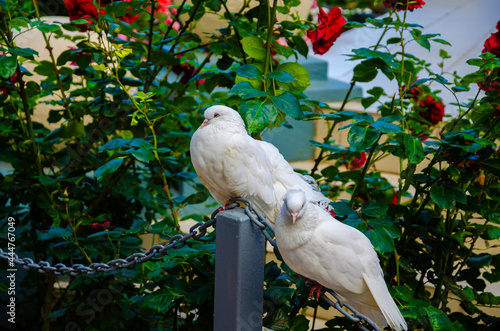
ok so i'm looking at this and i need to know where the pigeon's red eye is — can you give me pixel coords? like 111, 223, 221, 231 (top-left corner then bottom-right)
214, 113, 220, 118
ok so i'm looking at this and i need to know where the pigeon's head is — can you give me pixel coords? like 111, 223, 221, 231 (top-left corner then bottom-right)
201, 105, 246, 129
283, 189, 307, 224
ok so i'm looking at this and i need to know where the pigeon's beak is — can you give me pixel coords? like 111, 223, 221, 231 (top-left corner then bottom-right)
290, 212, 298, 224
200, 119, 209, 128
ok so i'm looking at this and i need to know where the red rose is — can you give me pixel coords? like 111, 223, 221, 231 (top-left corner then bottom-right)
64, 0, 138, 31
483, 21, 500, 57
348, 151, 367, 170
88, 221, 110, 232
407, 85, 445, 126
172, 63, 196, 85
478, 21, 500, 93
307, 7, 346, 55
417, 95, 445, 125
383, 0, 425, 12
64, 0, 101, 31
390, 191, 398, 205
342, 150, 367, 170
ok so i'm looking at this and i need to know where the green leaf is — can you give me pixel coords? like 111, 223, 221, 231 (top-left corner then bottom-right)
411, 29, 432, 51
344, 22, 365, 28
38, 23, 62, 34
387, 37, 401, 45
371, 120, 403, 134
9, 18, 29, 30
352, 59, 378, 82
64, 119, 85, 138
0, 55, 17, 78
347, 125, 380, 152
477, 292, 500, 305
236, 64, 262, 80
9, 47, 38, 58
45, 308, 68, 320
404, 134, 425, 164
230, 81, 268, 99
430, 185, 455, 209
360, 201, 389, 217
433, 38, 452, 46
88, 230, 123, 238
40, 226, 72, 240
467, 254, 493, 268
424, 306, 454, 331
95, 158, 124, 180
331, 201, 356, 215
241, 36, 266, 60
270, 92, 303, 120
240, 100, 278, 134
274, 62, 311, 92
365, 229, 395, 254
266, 70, 295, 83
291, 35, 308, 58
448, 183, 467, 205
99, 138, 152, 152
131, 148, 154, 163
479, 159, 500, 177
182, 191, 209, 205
34, 60, 56, 77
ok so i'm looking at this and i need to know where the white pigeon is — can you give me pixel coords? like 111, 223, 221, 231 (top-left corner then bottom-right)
275, 190, 408, 331
190, 105, 331, 223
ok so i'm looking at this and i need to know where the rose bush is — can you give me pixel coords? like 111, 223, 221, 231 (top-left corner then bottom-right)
383, 0, 426, 12
1, 1, 500, 330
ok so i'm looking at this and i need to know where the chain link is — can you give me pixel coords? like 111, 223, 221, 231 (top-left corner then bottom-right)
1, 199, 381, 330
0, 218, 217, 276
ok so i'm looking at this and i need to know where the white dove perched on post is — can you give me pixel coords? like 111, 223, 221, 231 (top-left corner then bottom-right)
275, 190, 408, 331
190, 105, 331, 223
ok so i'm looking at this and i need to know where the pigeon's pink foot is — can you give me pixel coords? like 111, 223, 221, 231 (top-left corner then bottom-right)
217, 200, 233, 213
306, 280, 323, 301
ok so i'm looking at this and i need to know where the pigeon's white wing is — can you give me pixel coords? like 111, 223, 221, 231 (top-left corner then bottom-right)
312, 218, 375, 296
315, 210, 407, 331
258, 141, 331, 213
223, 135, 275, 216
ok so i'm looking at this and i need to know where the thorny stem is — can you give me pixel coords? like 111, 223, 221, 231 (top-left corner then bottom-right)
32, 0, 73, 117
348, 138, 380, 207
111, 62, 179, 227
220, 0, 247, 65
483, 115, 500, 139
311, 82, 356, 176
144, 0, 202, 93
374, 25, 389, 50
173, 42, 213, 56
397, 8, 408, 114
147, 0, 156, 63
164, 0, 187, 38
1, 12, 46, 179
263, 0, 278, 91
446, 88, 481, 134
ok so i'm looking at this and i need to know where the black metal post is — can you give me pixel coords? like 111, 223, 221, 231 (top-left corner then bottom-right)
213, 208, 265, 330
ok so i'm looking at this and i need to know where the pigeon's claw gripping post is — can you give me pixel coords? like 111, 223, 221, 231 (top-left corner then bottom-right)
306, 280, 323, 301
217, 199, 234, 213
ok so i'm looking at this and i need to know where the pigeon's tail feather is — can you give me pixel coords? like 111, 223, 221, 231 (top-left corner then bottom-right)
363, 276, 408, 331
349, 301, 387, 329
294, 174, 332, 210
